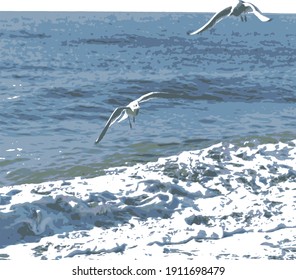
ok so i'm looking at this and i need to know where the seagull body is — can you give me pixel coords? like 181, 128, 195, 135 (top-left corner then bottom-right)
95, 91, 167, 144
189, 0, 272, 35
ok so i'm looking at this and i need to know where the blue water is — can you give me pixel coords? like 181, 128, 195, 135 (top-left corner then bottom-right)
0, 12, 295, 186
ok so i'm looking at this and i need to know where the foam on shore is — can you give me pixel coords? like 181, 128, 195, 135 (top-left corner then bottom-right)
0, 140, 295, 260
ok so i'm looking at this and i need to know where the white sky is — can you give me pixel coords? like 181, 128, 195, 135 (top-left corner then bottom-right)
0, 0, 296, 13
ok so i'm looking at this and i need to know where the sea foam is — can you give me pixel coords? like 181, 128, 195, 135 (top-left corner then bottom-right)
0, 140, 295, 260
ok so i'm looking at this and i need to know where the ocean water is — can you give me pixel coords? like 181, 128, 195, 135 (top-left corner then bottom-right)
0, 12, 296, 260
0, 12, 296, 185
1, 12, 295, 187
1, 141, 295, 259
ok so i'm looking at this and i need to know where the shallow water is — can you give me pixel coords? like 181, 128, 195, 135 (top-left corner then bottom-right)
0, 12, 295, 186
0, 140, 295, 259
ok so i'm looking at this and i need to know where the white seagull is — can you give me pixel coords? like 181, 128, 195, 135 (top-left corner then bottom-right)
95, 91, 168, 144
188, 0, 272, 35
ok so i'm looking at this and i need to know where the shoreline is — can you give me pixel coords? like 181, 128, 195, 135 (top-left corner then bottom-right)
1, 140, 295, 260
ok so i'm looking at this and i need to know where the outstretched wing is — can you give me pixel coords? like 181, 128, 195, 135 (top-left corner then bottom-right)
136, 91, 169, 103
95, 106, 127, 144
188, 6, 232, 35
243, 1, 272, 22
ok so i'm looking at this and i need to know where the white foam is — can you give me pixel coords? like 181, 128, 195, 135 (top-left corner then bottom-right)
0, 140, 295, 260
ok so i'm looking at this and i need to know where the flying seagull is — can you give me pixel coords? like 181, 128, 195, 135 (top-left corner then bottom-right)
95, 91, 168, 144
188, 0, 272, 35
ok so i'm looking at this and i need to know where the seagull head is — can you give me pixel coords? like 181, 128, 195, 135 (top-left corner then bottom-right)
128, 100, 140, 111
129, 100, 140, 112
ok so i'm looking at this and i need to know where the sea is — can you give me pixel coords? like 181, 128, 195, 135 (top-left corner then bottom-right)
0, 12, 295, 261
1, 12, 295, 186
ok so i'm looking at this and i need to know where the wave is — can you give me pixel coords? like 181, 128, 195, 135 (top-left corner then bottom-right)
0, 140, 295, 259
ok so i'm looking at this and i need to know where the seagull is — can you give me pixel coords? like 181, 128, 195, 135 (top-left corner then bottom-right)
95, 91, 168, 144
188, 0, 272, 35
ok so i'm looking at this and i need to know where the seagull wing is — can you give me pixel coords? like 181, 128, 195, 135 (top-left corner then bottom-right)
136, 91, 169, 103
243, 1, 272, 22
95, 106, 128, 144
188, 6, 232, 35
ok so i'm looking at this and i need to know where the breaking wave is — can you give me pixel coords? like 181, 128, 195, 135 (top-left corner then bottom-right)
1, 140, 295, 260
